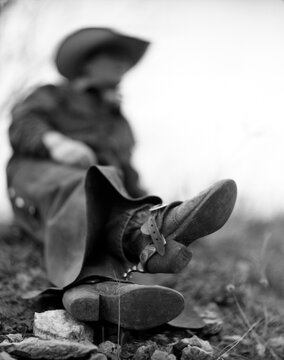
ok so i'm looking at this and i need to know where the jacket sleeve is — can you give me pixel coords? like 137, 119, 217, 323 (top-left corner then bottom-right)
9, 85, 58, 157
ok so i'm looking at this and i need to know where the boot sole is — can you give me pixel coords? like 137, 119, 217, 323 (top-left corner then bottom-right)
63, 282, 184, 330
100, 284, 184, 330
168, 179, 237, 246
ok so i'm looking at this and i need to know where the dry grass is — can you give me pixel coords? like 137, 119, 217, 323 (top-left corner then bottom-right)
153, 212, 284, 359
0, 212, 284, 359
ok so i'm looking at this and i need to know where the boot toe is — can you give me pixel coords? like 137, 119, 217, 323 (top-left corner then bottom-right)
161, 179, 237, 245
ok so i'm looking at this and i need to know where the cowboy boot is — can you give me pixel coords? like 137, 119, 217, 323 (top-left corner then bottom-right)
63, 179, 237, 329
120, 178, 237, 273
63, 281, 184, 330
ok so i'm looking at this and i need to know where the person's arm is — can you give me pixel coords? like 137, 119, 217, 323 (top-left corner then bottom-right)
9, 85, 97, 168
42, 131, 97, 168
9, 85, 58, 157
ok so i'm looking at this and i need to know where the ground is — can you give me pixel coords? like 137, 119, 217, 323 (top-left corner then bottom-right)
0, 214, 284, 359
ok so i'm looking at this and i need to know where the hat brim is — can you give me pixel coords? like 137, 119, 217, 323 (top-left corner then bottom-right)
55, 28, 150, 79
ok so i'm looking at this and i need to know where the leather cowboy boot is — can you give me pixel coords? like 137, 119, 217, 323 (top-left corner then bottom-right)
121, 179, 237, 273
63, 179, 237, 329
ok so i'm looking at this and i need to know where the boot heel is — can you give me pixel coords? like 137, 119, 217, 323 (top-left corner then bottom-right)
146, 240, 192, 273
63, 284, 100, 321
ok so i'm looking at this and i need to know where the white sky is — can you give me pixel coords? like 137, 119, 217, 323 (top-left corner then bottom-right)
1, 0, 284, 220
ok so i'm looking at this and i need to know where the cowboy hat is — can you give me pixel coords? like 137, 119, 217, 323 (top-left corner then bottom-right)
55, 27, 150, 79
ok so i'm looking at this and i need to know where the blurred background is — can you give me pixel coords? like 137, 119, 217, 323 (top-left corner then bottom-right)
1, 0, 284, 222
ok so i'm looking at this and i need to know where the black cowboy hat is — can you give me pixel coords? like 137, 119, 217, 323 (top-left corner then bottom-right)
55, 27, 150, 79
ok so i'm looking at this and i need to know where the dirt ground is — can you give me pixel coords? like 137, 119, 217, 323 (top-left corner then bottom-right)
0, 214, 284, 359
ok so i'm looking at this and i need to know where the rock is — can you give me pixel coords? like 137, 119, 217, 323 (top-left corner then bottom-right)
0, 337, 97, 359
134, 342, 158, 360
89, 354, 108, 360
199, 304, 223, 335
181, 336, 214, 360
98, 341, 121, 360
151, 350, 175, 360
167, 355, 176, 360
151, 350, 168, 360
185, 336, 213, 353
0, 351, 17, 360
174, 338, 192, 350
172, 338, 194, 358
181, 346, 212, 360
5, 334, 23, 343
33, 310, 94, 342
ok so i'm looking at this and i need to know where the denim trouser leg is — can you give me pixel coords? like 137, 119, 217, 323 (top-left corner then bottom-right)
6, 158, 160, 289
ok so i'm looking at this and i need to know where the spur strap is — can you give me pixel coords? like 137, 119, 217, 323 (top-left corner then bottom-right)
123, 204, 168, 279
139, 203, 168, 269
140, 215, 166, 256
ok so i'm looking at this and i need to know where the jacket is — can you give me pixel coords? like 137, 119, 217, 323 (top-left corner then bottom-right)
9, 83, 145, 197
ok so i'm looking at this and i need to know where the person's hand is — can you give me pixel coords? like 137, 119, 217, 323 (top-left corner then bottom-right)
43, 131, 97, 168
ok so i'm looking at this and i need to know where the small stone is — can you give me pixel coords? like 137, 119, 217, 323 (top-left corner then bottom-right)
98, 341, 121, 360
0, 337, 97, 359
181, 346, 213, 360
167, 355, 176, 360
151, 350, 167, 360
172, 339, 191, 357
134, 342, 158, 360
5, 334, 23, 343
180, 336, 214, 360
200, 305, 223, 335
33, 310, 94, 342
151, 350, 174, 360
186, 336, 213, 354
89, 354, 108, 360
0, 351, 17, 360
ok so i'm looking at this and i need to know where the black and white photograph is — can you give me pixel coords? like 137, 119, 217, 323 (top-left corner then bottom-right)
0, 1, 284, 359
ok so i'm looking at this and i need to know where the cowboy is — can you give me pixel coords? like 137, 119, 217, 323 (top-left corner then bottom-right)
6, 28, 237, 330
